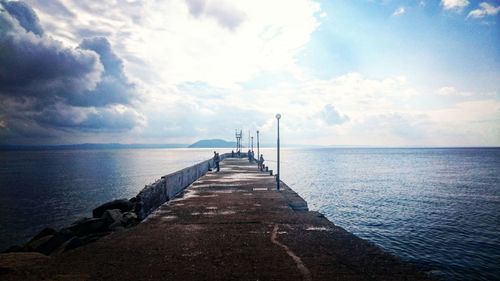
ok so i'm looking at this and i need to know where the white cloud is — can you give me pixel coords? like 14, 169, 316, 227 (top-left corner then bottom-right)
441, 0, 470, 11
438, 86, 474, 97
185, 0, 247, 30
392, 7, 406, 17
467, 2, 500, 19
29, 0, 321, 89
438, 86, 457, 96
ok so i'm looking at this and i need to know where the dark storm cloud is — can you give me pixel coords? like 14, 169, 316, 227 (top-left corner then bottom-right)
0, 1, 144, 143
72, 37, 138, 107
32, 103, 145, 131
0, 3, 103, 104
23, 0, 75, 19
1, 0, 43, 35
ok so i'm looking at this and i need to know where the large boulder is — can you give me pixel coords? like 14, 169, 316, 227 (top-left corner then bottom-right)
101, 209, 124, 226
3, 229, 59, 253
51, 237, 83, 255
25, 232, 73, 255
3, 245, 24, 253
92, 199, 134, 218
67, 218, 107, 236
29, 228, 57, 242
122, 212, 138, 227
134, 201, 144, 218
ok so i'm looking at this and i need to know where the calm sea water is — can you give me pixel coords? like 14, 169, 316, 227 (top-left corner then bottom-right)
0, 148, 499, 280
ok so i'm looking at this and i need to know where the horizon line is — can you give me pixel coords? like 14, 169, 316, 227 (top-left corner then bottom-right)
0, 143, 499, 150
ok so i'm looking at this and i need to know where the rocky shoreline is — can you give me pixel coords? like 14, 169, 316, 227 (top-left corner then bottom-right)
3, 154, 229, 257
3, 198, 140, 256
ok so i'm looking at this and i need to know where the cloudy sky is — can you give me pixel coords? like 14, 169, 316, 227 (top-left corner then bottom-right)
0, 0, 499, 146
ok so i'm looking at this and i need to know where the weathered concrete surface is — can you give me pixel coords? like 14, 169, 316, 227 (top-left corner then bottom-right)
0, 158, 433, 281
135, 153, 229, 219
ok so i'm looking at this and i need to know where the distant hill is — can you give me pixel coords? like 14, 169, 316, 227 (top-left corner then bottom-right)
188, 139, 236, 148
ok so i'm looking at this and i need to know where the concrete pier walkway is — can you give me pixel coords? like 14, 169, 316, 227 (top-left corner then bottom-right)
1, 158, 432, 280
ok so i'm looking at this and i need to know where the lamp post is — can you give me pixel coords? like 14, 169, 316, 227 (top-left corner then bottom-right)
256, 130, 260, 168
251, 136, 254, 153
276, 113, 281, 191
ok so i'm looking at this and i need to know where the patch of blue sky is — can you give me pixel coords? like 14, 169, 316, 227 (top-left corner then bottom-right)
297, 0, 499, 92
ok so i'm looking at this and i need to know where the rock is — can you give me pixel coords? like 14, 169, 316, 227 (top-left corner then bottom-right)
109, 223, 125, 232
71, 217, 91, 226
101, 209, 124, 226
61, 236, 83, 252
122, 212, 138, 227
51, 237, 82, 255
29, 228, 57, 242
67, 218, 107, 236
3, 245, 24, 253
58, 227, 76, 237
24, 235, 50, 251
92, 199, 134, 218
25, 232, 73, 255
134, 200, 144, 216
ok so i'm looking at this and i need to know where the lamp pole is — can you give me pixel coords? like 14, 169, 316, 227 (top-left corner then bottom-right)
256, 130, 260, 167
251, 136, 254, 153
276, 113, 281, 191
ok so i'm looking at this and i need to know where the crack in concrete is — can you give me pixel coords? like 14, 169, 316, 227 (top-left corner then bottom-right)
271, 224, 312, 281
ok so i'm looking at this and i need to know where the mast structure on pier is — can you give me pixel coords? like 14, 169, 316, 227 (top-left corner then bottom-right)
235, 129, 242, 152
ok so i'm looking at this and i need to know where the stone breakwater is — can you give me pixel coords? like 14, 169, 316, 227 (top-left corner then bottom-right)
135, 153, 230, 220
2, 153, 233, 256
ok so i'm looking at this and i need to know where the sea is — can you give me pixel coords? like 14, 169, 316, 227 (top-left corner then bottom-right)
0, 147, 499, 280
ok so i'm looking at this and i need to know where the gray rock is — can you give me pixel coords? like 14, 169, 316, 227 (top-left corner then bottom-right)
29, 228, 57, 242
58, 227, 76, 237
122, 212, 138, 227
24, 235, 53, 252
68, 218, 107, 236
71, 217, 91, 225
26, 232, 73, 255
51, 237, 82, 255
92, 199, 134, 218
134, 201, 144, 217
3, 245, 24, 253
109, 223, 125, 232
101, 209, 124, 226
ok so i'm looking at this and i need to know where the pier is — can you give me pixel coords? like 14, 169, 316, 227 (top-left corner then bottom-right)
1, 157, 432, 280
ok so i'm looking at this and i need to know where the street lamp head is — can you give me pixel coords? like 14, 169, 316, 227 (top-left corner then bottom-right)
276, 113, 281, 120
257, 130, 259, 134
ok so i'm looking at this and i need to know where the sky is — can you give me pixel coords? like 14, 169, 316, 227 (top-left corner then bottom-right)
0, 0, 499, 146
